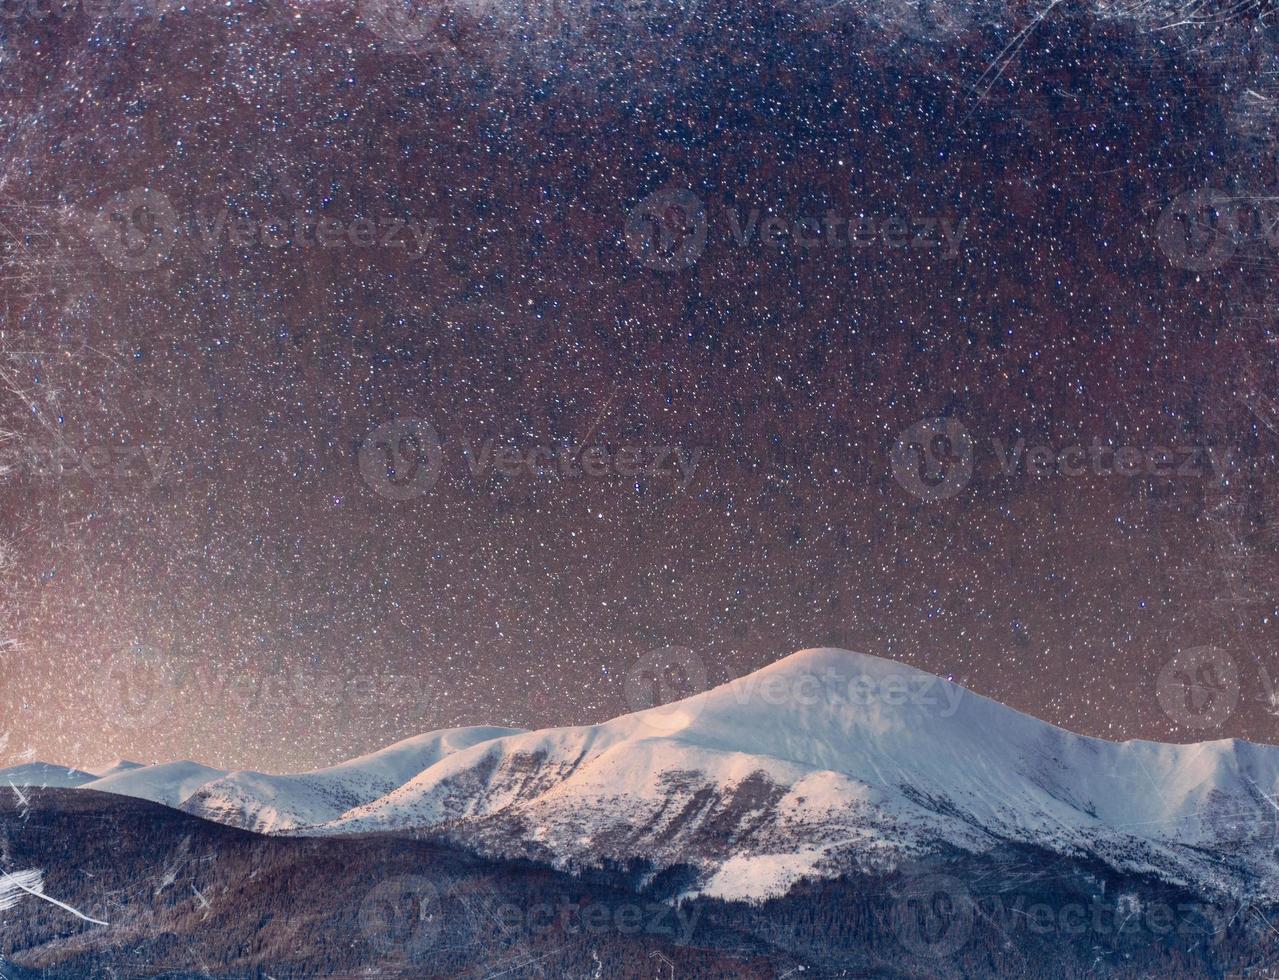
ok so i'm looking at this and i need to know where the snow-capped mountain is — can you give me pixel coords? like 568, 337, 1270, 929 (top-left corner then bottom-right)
29, 649, 1279, 903
92, 760, 145, 780
311, 648, 1279, 902
81, 760, 230, 808
0, 762, 98, 789
178, 726, 523, 833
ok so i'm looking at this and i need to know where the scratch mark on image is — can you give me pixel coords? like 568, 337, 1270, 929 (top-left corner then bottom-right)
154, 835, 192, 897
191, 882, 211, 918
0, 868, 108, 925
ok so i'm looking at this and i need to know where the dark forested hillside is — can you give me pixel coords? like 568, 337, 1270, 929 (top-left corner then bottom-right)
3, 789, 1279, 978
0, 789, 770, 977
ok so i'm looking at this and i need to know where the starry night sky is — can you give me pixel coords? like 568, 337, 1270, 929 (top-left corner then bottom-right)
2, 0, 1278, 772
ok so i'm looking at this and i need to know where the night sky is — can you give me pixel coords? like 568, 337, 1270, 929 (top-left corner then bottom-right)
1, 0, 1278, 773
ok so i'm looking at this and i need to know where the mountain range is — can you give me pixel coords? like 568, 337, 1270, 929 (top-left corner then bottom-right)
8, 649, 1277, 904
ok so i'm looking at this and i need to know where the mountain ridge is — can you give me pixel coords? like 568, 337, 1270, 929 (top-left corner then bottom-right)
5, 649, 1274, 902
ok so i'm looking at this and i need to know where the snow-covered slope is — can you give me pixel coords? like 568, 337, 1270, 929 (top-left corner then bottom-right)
41, 649, 1279, 903
178, 726, 523, 832
93, 760, 145, 780
310, 649, 1279, 902
80, 761, 228, 808
0, 762, 97, 788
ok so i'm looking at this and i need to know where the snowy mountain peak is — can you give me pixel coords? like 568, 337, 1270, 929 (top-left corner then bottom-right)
757, 645, 929, 677
617, 645, 980, 768
93, 760, 145, 779
306, 649, 1279, 902
0, 762, 98, 789
22, 649, 1279, 903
